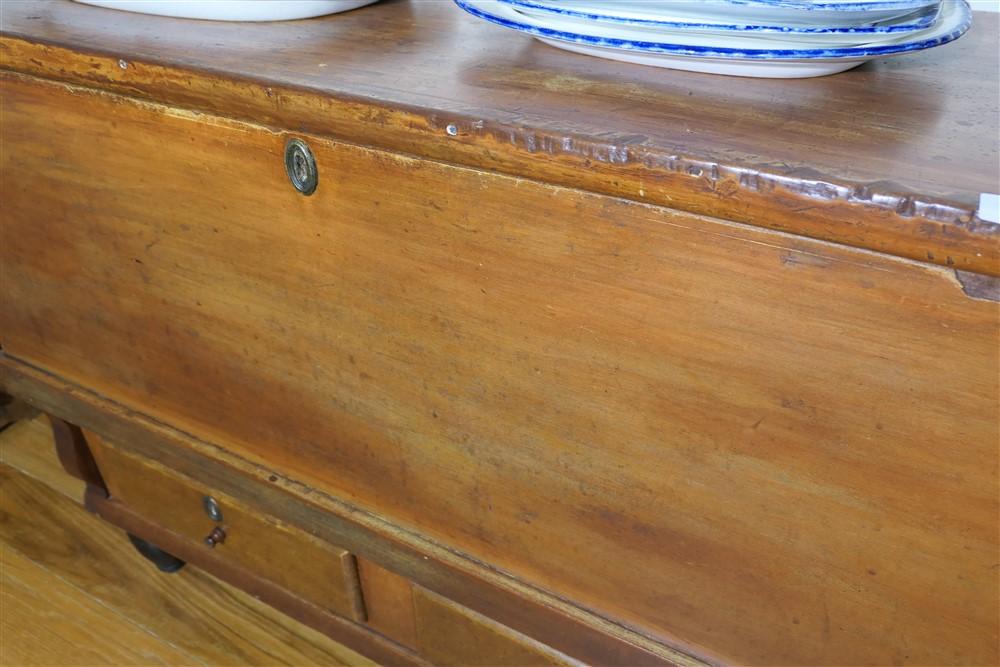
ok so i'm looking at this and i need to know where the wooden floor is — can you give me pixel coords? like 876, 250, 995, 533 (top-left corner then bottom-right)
0, 414, 374, 667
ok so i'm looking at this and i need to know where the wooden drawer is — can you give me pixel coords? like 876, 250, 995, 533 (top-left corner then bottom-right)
3, 72, 998, 666
86, 431, 366, 622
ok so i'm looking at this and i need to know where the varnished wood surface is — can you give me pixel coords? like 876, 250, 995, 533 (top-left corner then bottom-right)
2, 73, 997, 665
1, 1, 998, 274
0, 417, 373, 667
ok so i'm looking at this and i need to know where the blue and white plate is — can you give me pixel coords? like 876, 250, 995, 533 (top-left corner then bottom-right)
736, 0, 935, 9
499, 0, 940, 38
453, 0, 971, 77
504, 0, 942, 27
505, 6, 940, 47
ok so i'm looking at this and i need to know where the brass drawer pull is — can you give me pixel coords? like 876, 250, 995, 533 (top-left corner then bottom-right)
204, 526, 227, 548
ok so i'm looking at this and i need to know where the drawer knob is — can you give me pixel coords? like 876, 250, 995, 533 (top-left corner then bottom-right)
284, 138, 318, 196
204, 526, 227, 548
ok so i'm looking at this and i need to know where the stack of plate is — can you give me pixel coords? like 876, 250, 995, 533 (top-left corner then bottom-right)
453, 0, 973, 78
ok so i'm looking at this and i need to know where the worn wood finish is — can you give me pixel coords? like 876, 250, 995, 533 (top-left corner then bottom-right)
0, 358, 706, 667
2, 70, 998, 665
86, 431, 368, 623
1, 3, 998, 274
0, 443, 375, 666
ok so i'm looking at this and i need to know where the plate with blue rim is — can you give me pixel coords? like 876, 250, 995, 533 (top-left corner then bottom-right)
735, 0, 935, 9
453, 0, 972, 78
495, 0, 943, 28
498, 0, 941, 38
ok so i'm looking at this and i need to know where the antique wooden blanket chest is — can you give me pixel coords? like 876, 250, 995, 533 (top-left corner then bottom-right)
1, 2, 998, 665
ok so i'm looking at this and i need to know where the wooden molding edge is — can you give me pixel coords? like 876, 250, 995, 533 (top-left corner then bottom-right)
0, 354, 721, 667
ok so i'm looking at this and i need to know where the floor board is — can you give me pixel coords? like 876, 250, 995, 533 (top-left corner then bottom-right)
1, 542, 201, 666
0, 416, 373, 667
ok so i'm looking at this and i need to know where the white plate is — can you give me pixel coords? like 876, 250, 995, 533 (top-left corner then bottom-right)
73, 0, 378, 21
454, 0, 972, 78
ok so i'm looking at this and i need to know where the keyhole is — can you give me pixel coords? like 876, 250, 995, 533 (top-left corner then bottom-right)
293, 153, 307, 182
283, 138, 318, 195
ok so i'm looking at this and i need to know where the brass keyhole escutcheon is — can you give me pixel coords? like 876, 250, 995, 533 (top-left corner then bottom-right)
284, 138, 318, 196
203, 495, 223, 522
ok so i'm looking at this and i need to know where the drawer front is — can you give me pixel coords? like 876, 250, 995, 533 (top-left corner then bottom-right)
356, 557, 419, 650
86, 432, 366, 622
412, 586, 580, 667
356, 558, 579, 666
2, 73, 998, 666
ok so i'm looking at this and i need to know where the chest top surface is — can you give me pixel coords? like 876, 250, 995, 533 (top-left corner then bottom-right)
2, 0, 998, 274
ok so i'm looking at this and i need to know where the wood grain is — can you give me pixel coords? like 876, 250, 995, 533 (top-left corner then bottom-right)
0, 431, 374, 667
1, 71, 996, 665
0, 542, 201, 667
1, 2, 998, 274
